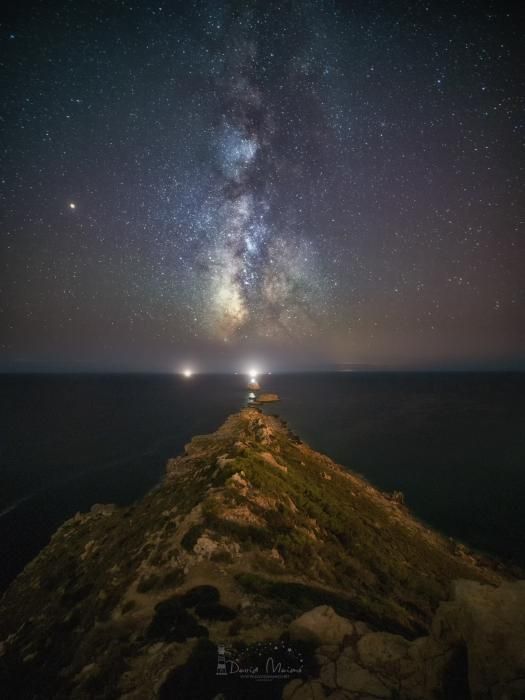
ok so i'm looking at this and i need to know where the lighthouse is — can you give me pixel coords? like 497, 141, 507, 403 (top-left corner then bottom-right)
248, 375, 260, 391
216, 644, 227, 676
247, 367, 260, 391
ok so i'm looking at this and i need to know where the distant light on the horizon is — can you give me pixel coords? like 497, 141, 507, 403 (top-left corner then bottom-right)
182, 368, 193, 378
68, 202, 76, 210
248, 367, 258, 377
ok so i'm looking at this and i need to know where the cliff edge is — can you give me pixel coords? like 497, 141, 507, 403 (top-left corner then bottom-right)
0, 408, 522, 699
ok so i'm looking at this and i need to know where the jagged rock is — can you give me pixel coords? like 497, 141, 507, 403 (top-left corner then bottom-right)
80, 539, 98, 560
193, 534, 219, 558
304, 579, 525, 699
431, 579, 525, 699
289, 606, 354, 645
90, 503, 116, 515
390, 490, 405, 505
260, 450, 288, 472
216, 453, 234, 468
229, 472, 249, 491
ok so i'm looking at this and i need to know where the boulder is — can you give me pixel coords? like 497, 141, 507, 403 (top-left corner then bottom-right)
432, 579, 525, 699
357, 631, 410, 668
289, 606, 354, 645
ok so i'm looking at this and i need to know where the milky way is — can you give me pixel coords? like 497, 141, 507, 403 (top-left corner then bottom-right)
197, 22, 329, 343
0, 1, 523, 371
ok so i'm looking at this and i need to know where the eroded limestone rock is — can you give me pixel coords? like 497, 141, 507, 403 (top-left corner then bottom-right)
289, 605, 354, 645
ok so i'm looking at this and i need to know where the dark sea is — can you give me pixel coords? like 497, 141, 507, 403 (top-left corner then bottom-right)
1, 372, 524, 591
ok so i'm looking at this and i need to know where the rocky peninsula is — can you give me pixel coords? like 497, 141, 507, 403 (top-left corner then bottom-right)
255, 393, 280, 403
0, 408, 523, 699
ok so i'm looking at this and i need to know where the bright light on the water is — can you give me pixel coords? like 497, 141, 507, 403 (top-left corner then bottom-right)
249, 375, 257, 384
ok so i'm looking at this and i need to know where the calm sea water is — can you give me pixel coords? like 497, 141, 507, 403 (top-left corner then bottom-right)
1, 372, 524, 590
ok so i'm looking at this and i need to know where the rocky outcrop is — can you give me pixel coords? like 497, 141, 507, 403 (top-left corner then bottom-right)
432, 579, 525, 698
0, 408, 516, 699
256, 392, 280, 403
284, 578, 525, 699
289, 606, 355, 646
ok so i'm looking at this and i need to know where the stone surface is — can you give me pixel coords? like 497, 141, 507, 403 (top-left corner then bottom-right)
300, 579, 525, 699
284, 680, 327, 700
90, 503, 116, 515
354, 621, 371, 637
432, 578, 525, 699
319, 661, 337, 689
335, 659, 390, 697
289, 606, 354, 646
283, 679, 304, 699
317, 644, 342, 661
357, 631, 410, 668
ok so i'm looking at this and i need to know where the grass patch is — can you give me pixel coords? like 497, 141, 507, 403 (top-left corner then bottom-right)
235, 572, 417, 636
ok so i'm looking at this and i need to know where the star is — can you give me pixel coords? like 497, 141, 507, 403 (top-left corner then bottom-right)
0, 1, 521, 372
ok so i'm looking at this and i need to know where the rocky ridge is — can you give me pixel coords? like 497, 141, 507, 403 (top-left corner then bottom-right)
0, 408, 522, 699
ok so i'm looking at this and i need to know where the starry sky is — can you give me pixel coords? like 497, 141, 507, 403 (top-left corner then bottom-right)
1, 0, 523, 372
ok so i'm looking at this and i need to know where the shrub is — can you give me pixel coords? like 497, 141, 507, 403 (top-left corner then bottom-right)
161, 568, 185, 588
181, 585, 220, 608
147, 597, 208, 642
136, 573, 159, 593
121, 599, 137, 614
181, 525, 203, 552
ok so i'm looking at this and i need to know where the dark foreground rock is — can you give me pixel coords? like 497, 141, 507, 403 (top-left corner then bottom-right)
284, 578, 525, 699
0, 408, 520, 699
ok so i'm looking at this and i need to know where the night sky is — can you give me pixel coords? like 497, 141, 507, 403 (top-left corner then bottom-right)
1, 1, 523, 372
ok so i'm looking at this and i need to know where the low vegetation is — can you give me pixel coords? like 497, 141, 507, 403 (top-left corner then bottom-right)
0, 408, 508, 698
